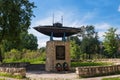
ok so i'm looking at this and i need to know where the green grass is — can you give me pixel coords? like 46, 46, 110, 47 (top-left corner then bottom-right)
4, 59, 112, 66
0, 72, 25, 79
0, 79, 5, 80
102, 77, 120, 80
4, 59, 45, 64
71, 62, 112, 67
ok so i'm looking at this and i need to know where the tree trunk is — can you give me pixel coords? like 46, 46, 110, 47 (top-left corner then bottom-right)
88, 54, 91, 59
0, 31, 4, 63
0, 47, 3, 63
0, 36, 3, 63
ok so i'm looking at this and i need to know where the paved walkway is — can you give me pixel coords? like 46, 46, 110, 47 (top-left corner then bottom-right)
26, 71, 120, 80
26, 71, 77, 80
0, 71, 120, 80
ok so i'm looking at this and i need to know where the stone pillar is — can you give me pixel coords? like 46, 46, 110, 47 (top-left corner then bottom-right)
45, 41, 70, 72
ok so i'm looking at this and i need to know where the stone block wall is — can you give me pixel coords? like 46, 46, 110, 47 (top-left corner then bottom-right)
76, 65, 120, 77
95, 59, 120, 64
0, 67, 26, 77
0, 62, 30, 68
46, 41, 70, 71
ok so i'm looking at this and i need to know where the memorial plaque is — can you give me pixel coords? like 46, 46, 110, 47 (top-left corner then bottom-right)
56, 46, 65, 60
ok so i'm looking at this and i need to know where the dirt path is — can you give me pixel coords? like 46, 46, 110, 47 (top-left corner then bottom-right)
0, 71, 120, 80
26, 71, 120, 80
26, 71, 77, 80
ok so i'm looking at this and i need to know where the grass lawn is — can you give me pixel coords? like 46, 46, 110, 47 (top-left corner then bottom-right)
71, 62, 112, 67
3, 59, 45, 64
0, 72, 26, 79
102, 77, 120, 80
0, 79, 5, 80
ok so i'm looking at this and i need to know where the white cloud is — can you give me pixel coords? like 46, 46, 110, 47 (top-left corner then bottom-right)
116, 28, 120, 35
95, 23, 111, 31
80, 12, 95, 24
35, 17, 53, 26
98, 32, 105, 40
118, 5, 120, 12
37, 38, 47, 48
95, 23, 112, 40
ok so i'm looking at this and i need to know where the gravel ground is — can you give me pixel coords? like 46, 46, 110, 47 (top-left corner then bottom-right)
26, 71, 78, 80
26, 71, 120, 80
1, 71, 120, 80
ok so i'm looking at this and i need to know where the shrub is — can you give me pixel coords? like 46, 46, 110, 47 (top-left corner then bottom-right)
4, 49, 46, 64
0, 72, 25, 79
71, 62, 112, 67
4, 49, 22, 61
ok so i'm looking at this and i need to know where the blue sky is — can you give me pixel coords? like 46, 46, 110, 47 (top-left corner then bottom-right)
29, 0, 120, 48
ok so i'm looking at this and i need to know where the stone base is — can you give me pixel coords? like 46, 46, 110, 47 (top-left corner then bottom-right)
45, 41, 70, 72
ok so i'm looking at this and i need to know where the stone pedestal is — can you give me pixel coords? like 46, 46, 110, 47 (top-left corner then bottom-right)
45, 41, 70, 71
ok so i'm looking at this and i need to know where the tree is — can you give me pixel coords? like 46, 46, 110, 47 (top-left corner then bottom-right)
116, 34, 120, 56
0, 0, 35, 62
68, 36, 81, 46
1, 40, 16, 53
20, 32, 38, 50
80, 25, 100, 59
1, 32, 38, 53
103, 27, 119, 58
69, 36, 81, 59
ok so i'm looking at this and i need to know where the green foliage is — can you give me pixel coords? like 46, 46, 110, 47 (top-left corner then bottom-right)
3, 49, 46, 64
68, 36, 81, 59
20, 32, 38, 50
1, 32, 38, 54
0, 0, 35, 40
0, 72, 25, 79
69, 26, 100, 60
0, 79, 5, 80
80, 25, 100, 59
0, 0, 35, 42
68, 36, 81, 45
1, 40, 14, 53
4, 49, 21, 61
103, 27, 119, 58
71, 62, 112, 67
70, 40, 81, 59
0, 0, 36, 62
102, 77, 120, 80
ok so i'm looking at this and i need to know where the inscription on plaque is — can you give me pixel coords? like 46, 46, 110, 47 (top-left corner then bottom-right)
56, 46, 65, 60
